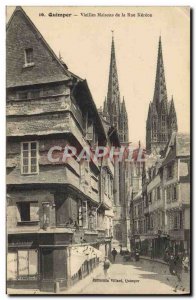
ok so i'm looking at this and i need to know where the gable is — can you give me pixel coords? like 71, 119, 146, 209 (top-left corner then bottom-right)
6, 8, 70, 88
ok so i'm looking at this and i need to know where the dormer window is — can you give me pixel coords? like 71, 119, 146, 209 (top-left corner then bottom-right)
24, 48, 34, 67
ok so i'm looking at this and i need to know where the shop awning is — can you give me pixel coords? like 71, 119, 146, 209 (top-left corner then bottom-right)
70, 245, 103, 277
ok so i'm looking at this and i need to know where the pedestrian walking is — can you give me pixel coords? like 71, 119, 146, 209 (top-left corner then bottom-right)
169, 254, 175, 275
163, 247, 170, 262
174, 253, 183, 282
173, 252, 186, 292
150, 246, 154, 259
111, 248, 118, 263
103, 257, 110, 277
135, 248, 140, 261
182, 252, 189, 273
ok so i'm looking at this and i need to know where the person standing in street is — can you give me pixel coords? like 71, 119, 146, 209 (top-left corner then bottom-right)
169, 254, 175, 275
174, 252, 183, 282
111, 248, 118, 263
103, 257, 110, 277
173, 252, 185, 292
182, 251, 189, 273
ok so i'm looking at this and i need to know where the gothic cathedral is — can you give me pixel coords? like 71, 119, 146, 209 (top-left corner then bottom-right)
101, 35, 130, 249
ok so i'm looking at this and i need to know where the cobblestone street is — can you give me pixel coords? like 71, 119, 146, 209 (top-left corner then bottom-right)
68, 256, 190, 295
6, 7, 191, 297
7, 255, 190, 295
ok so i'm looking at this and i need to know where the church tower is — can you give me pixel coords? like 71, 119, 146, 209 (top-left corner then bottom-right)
103, 34, 129, 143
101, 34, 130, 249
146, 36, 178, 154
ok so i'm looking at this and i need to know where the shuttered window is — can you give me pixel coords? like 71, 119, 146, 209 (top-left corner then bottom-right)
17, 201, 39, 223
7, 250, 38, 280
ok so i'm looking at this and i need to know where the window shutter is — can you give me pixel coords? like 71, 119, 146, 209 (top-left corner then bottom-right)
7, 252, 17, 279
29, 250, 38, 275
18, 250, 28, 276
30, 202, 39, 221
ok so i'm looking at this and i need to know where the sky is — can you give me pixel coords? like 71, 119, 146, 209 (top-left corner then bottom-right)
6, 6, 190, 147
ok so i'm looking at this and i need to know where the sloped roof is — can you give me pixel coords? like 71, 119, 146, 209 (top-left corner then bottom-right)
176, 133, 190, 156
7, 6, 71, 87
162, 132, 190, 166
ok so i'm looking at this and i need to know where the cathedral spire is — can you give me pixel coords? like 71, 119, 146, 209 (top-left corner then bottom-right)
153, 36, 167, 108
146, 37, 178, 154
106, 33, 121, 126
119, 96, 129, 143
121, 96, 126, 112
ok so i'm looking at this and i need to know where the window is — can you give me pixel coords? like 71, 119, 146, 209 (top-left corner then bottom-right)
24, 48, 34, 66
138, 204, 142, 216
30, 89, 42, 99
172, 211, 183, 230
173, 186, 177, 201
167, 164, 173, 179
17, 91, 29, 100
81, 201, 88, 228
134, 220, 137, 232
86, 119, 94, 141
88, 207, 97, 231
105, 173, 108, 195
108, 174, 110, 197
17, 89, 42, 100
110, 177, 113, 197
148, 192, 152, 203
157, 187, 161, 200
150, 215, 154, 229
7, 250, 38, 280
166, 186, 171, 203
21, 142, 39, 174
134, 206, 137, 217
17, 201, 39, 225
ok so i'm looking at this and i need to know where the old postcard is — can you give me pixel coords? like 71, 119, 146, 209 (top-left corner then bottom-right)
6, 6, 190, 295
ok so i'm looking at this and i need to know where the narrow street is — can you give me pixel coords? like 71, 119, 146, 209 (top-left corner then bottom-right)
69, 255, 190, 295
7, 255, 190, 295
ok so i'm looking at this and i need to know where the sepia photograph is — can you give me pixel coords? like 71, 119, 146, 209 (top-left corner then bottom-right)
6, 6, 190, 295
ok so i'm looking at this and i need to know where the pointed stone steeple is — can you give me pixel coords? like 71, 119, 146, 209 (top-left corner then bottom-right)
121, 96, 127, 113
106, 34, 121, 127
103, 33, 129, 143
153, 36, 167, 109
146, 37, 178, 154
119, 96, 129, 143
169, 96, 175, 114
168, 95, 178, 133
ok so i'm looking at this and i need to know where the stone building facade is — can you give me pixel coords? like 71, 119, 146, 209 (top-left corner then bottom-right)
130, 133, 190, 258
162, 132, 190, 255
6, 7, 118, 292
